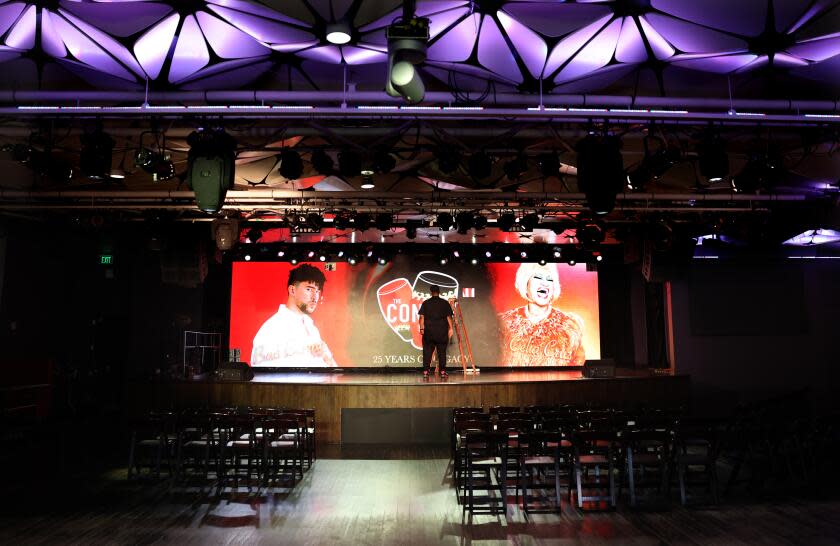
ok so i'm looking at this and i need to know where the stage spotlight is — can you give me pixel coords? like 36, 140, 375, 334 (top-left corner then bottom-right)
503, 153, 528, 181
385, 17, 429, 104
319, 253, 327, 262
435, 146, 461, 173
334, 213, 351, 230
733, 149, 783, 193
244, 254, 252, 261
437, 212, 454, 231
576, 220, 605, 250
504, 255, 511, 262
553, 247, 562, 259
520, 250, 528, 259
348, 254, 359, 265
472, 215, 488, 230
575, 134, 624, 215
405, 219, 421, 239
536, 152, 560, 178
498, 213, 516, 232
279, 148, 304, 180
354, 212, 372, 231
246, 227, 263, 243
467, 151, 492, 181
697, 133, 729, 182
306, 213, 324, 230
80, 129, 115, 179
455, 211, 474, 234
538, 257, 547, 265
311, 149, 334, 174
520, 213, 540, 232
372, 148, 396, 174
485, 250, 492, 259
568, 259, 576, 266
187, 128, 236, 214
375, 213, 393, 231
211, 218, 239, 251
439, 255, 448, 265
338, 150, 362, 178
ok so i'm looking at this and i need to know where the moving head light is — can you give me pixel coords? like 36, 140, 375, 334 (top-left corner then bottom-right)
386, 17, 429, 104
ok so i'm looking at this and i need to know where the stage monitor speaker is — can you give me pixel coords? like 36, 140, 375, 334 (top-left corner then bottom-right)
214, 361, 254, 382
583, 358, 616, 379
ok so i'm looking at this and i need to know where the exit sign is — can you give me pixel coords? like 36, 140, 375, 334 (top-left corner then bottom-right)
100, 255, 113, 265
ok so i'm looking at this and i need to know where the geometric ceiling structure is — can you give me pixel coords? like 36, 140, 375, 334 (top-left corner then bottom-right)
0, 1, 837, 95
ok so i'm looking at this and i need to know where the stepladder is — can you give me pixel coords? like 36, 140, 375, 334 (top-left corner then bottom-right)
448, 297, 478, 374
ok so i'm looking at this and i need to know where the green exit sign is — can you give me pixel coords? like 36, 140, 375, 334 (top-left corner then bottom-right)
100, 255, 113, 265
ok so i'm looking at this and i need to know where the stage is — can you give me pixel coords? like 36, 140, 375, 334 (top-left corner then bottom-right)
127, 369, 690, 444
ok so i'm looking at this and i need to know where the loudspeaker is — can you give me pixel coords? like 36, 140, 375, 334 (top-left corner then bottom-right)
214, 361, 254, 382
583, 358, 616, 378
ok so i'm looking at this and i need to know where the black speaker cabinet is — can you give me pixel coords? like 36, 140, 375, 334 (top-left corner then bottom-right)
583, 358, 616, 379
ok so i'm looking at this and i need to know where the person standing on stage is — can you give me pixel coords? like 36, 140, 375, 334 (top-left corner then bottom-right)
251, 264, 337, 367
498, 262, 585, 366
418, 284, 454, 379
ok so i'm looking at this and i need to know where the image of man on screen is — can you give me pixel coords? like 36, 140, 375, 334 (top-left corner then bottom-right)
250, 264, 337, 367
418, 284, 454, 379
498, 263, 585, 366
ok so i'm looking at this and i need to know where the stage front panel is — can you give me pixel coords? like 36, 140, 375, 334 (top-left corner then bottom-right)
230, 257, 600, 368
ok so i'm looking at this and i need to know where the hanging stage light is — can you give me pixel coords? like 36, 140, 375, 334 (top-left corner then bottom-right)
279, 148, 304, 180
211, 218, 239, 251
80, 128, 115, 179
405, 219, 421, 239
436, 212, 454, 231
311, 149, 334, 174
187, 128, 237, 214
386, 17, 429, 104
520, 213, 541, 232
498, 213, 517, 232
334, 212, 351, 230
372, 148, 396, 174
455, 211, 474, 234
576, 220, 606, 250
536, 152, 560, 178
575, 134, 624, 215
467, 151, 492, 181
375, 213, 393, 231
435, 146, 461, 174
354, 212, 372, 231
697, 132, 729, 182
338, 150, 362, 178
472, 214, 488, 230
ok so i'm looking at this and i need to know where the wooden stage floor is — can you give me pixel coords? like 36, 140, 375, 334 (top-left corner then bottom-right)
129, 370, 689, 444
249, 369, 615, 385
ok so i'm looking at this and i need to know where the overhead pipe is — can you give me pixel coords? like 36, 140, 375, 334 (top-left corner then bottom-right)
0, 189, 808, 202
0, 90, 838, 113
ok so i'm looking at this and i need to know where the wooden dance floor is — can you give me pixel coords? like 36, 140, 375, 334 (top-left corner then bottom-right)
128, 369, 689, 444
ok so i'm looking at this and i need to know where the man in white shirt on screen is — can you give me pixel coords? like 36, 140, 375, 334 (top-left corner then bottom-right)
251, 264, 337, 367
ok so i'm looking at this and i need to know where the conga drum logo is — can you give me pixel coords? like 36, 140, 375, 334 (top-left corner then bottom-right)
377, 271, 459, 350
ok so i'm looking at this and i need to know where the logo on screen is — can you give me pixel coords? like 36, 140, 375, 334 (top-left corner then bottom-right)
377, 271, 459, 350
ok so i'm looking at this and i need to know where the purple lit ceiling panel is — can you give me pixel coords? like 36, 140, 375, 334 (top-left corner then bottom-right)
645, 13, 747, 54
133, 12, 179, 80
772, 52, 810, 67
426, 61, 520, 88
0, 2, 25, 38
40, 10, 67, 58
195, 11, 270, 59
497, 10, 547, 78
638, 16, 675, 60
477, 16, 523, 83
58, 9, 145, 78
787, 36, 840, 61
0, 46, 20, 64
671, 53, 758, 73
353, 0, 401, 28
60, 1, 173, 38
297, 45, 343, 64
552, 64, 637, 93
428, 13, 478, 62
169, 15, 209, 83
503, 2, 612, 38
792, 4, 840, 40
651, 0, 767, 36
555, 18, 622, 83
207, 5, 315, 48
615, 17, 647, 63
5, 4, 35, 50
342, 46, 386, 65
544, 14, 612, 75
428, 7, 470, 40
51, 12, 136, 81
207, 0, 314, 26
179, 59, 272, 90
773, 0, 813, 33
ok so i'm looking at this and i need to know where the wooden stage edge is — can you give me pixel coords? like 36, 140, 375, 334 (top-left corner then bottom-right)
127, 370, 690, 444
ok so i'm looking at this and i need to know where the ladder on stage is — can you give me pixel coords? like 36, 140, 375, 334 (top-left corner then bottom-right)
448, 298, 478, 374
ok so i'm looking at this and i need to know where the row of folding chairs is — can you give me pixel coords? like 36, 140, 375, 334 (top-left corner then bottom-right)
452, 406, 722, 513
127, 407, 316, 488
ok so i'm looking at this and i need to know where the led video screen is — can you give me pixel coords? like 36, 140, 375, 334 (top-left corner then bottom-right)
230, 256, 600, 368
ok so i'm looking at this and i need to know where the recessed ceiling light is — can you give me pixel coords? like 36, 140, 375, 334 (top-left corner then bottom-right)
360, 182, 375, 189
326, 23, 352, 45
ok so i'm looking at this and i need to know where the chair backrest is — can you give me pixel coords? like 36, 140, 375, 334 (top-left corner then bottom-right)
496, 418, 534, 434
489, 406, 520, 416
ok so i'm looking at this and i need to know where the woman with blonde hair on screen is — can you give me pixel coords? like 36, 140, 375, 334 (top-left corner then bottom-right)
498, 262, 585, 366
